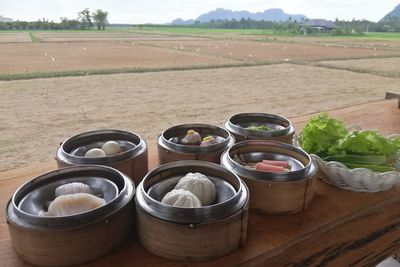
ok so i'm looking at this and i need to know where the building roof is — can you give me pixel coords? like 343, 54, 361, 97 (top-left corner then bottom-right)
303, 19, 336, 28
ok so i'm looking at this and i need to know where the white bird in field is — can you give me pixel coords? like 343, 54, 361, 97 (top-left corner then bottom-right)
51, 57, 55, 62
44, 52, 48, 57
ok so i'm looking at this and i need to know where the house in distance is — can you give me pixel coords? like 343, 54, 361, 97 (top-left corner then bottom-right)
301, 19, 337, 32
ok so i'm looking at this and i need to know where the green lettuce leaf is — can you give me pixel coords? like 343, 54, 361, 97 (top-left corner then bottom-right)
328, 130, 399, 157
300, 113, 348, 157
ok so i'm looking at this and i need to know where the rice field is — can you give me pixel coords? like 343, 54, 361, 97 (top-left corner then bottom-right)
0, 28, 399, 171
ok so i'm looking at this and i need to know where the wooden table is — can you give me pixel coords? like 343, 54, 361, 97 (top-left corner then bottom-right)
1, 99, 399, 267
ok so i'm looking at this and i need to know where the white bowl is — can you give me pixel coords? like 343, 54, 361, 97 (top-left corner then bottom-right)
311, 153, 400, 192
297, 130, 400, 192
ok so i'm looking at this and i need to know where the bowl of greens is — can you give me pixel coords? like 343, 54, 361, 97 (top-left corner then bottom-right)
297, 113, 400, 192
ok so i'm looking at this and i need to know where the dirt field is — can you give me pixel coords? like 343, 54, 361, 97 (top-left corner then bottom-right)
316, 57, 400, 75
139, 39, 398, 62
248, 35, 400, 51
1, 64, 399, 171
0, 42, 237, 73
0, 32, 31, 43
1, 36, 399, 75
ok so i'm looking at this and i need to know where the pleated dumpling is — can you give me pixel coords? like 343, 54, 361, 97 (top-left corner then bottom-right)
174, 172, 216, 206
55, 182, 94, 198
46, 193, 106, 216
161, 189, 202, 208
181, 130, 202, 145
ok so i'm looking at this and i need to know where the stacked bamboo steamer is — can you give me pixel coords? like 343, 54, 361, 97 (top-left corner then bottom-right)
135, 161, 249, 261
56, 129, 148, 184
223, 113, 316, 214
6, 165, 135, 266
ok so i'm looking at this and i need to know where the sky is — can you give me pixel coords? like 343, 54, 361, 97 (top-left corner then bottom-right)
0, 0, 399, 24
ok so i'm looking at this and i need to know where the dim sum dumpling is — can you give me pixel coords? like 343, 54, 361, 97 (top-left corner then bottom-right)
101, 141, 121, 155
181, 130, 202, 145
200, 136, 217, 146
46, 193, 106, 216
85, 148, 106, 158
55, 182, 94, 198
174, 172, 216, 205
161, 189, 202, 208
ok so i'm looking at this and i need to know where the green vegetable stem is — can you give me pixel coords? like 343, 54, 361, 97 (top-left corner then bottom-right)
323, 154, 388, 165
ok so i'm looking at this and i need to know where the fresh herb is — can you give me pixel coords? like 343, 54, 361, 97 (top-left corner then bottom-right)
300, 114, 399, 173
328, 130, 399, 157
299, 113, 348, 157
246, 124, 271, 132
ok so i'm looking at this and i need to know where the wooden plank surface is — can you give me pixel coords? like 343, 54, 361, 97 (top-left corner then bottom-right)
0, 99, 399, 267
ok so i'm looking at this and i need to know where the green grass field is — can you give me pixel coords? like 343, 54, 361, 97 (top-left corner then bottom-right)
129, 26, 274, 35
1, 26, 400, 42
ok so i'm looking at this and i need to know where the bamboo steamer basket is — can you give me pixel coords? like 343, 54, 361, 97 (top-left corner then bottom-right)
224, 113, 295, 144
157, 124, 235, 164
56, 129, 148, 184
5, 165, 135, 266
221, 140, 317, 215
135, 160, 249, 262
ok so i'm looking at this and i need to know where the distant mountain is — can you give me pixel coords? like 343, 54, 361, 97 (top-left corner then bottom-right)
380, 3, 400, 21
171, 18, 195, 25
196, 8, 306, 23
170, 8, 307, 25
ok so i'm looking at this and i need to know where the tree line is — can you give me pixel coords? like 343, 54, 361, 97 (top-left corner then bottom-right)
0, 8, 108, 30
2, 11, 400, 34
175, 17, 400, 34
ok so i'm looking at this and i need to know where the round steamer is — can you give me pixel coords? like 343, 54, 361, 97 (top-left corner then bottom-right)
225, 113, 295, 144
157, 124, 235, 164
56, 129, 148, 184
6, 165, 135, 266
135, 161, 249, 262
221, 140, 317, 215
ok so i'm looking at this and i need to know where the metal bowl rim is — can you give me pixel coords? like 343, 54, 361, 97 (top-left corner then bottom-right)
57, 129, 147, 164
159, 123, 233, 153
222, 140, 316, 182
225, 113, 294, 138
136, 160, 248, 223
9, 165, 134, 224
